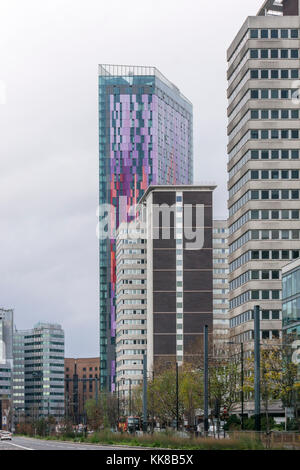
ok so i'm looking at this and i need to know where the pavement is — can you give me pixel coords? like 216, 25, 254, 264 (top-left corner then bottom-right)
0, 436, 146, 451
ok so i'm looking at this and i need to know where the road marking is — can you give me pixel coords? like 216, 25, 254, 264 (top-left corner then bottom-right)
6, 441, 34, 451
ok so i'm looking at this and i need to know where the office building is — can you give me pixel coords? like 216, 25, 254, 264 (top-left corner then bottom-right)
227, 0, 300, 346
13, 323, 65, 421
12, 329, 25, 426
282, 258, 300, 379
138, 185, 215, 372
213, 220, 230, 341
98, 64, 193, 390
65, 358, 100, 423
0, 309, 13, 430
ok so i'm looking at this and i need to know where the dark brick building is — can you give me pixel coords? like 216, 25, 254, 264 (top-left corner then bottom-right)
139, 185, 215, 371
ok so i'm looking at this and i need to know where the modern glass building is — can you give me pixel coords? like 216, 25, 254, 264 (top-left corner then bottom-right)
0, 309, 13, 430
227, 0, 300, 348
282, 258, 300, 379
14, 323, 65, 421
98, 65, 193, 391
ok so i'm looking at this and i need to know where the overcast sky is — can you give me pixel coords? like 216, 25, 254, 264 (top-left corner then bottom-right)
0, 0, 263, 356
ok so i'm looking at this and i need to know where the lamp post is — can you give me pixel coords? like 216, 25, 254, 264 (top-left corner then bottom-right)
128, 378, 132, 416
143, 354, 148, 433
176, 362, 179, 431
240, 342, 244, 430
254, 305, 261, 432
117, 380, 120, 425
204, 325, 209, 436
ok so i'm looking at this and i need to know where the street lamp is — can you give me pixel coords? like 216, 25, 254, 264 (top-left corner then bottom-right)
128, 378, 132, 416
176, 362, 179, 431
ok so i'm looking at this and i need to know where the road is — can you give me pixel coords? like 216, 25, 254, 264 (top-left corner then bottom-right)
0, 436, 146, 451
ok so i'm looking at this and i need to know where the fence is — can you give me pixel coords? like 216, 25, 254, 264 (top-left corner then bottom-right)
230, 431, 300, 449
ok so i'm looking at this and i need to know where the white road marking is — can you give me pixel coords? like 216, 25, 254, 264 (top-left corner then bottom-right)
4, 441, 34, 451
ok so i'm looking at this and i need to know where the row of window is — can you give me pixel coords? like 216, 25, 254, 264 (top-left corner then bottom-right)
119, 269, 145, 275
230, 290, 281, 309
229, 118, 297, 161
229, 168, 299, 199
119, 289, 146, 295
116, 350, 145, 357
251, 108, 300, 120
230, 249, 300, 272
250, 88, 296, 100
229, 189, 299, 218
116, 309, 145, 316
116, 360, 143, 367
229, 106, 300, 141
250, 28, 299, 39
117, 329, 146, 336
230, 309, 281, 328
117, 299, 146, 306
250, 68, 299, 80
118, 339, 146, 345
229, 209, 299, 235
250, 129, 300, 140
229, 149, 300, 181
230, 229, 300, 254
230, 270, 280, 291
250, 49, 299, 59
117, 319, 146, 326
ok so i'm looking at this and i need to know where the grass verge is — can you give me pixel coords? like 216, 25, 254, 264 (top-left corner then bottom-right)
19, 430, 266, 450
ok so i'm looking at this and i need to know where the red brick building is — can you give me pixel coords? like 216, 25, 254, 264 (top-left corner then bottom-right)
64, 358, 99, 424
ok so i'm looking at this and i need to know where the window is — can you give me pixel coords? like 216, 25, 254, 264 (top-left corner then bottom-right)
250, 29, 258, 38
262, 311, 269, 320
291, 49, 299, 58
271, 49, 279, 59
261, 29, 268, 39
250, 49, 259, 59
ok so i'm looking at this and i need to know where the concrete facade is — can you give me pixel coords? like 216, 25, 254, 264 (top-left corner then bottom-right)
115, 226, 147, 397
227, 4, 300, 350
213, 220, 229, 340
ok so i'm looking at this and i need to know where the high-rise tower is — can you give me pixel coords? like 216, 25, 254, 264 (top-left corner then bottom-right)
98, 65, 193, 391
227, 1, 300, 350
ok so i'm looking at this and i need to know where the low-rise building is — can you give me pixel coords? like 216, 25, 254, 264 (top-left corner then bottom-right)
282, 258, 300, 380
64, 358, 100, 423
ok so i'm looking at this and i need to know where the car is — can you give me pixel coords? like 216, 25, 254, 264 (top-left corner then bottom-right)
0, 431, 13, 441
